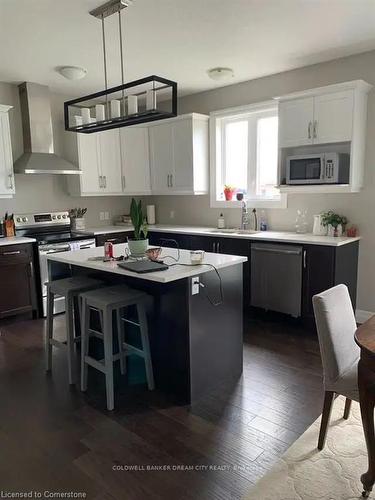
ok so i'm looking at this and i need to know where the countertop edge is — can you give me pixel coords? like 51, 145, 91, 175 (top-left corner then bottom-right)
82, 225, 360, 247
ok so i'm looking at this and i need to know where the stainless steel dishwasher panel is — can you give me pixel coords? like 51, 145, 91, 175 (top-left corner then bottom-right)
251, 243, 303, 317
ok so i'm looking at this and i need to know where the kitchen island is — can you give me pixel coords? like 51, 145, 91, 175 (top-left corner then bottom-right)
47, 245, 247, 404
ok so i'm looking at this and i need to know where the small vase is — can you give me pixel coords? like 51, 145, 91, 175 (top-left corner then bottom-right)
224, 190, 234, 201
127, 238, 148, 256
71, 218, 85, 231
334, 224, 343, 237
327, 224, 335, 237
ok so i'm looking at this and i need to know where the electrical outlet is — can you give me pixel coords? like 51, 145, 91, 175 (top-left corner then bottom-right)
191, 276, 200, 295
104, 211, 110, 220
170, 210, 175, 219
99, 212, 105, 221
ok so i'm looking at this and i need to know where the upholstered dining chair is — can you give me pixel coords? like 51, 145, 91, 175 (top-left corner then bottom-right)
312, 284, 360, 450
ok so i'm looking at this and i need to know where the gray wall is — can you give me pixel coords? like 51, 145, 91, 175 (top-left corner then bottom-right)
153, 50, 375, 313
0, 84, 137, 226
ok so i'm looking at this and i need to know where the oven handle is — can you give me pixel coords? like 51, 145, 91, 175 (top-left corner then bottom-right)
40, 248, 70, 255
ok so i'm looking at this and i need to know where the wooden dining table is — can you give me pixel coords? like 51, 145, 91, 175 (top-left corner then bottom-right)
355, 316, 375, 498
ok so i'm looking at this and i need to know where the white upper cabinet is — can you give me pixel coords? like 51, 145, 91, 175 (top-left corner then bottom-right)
69, 129, 123, 196
120, 128, 151, 195
76, 133, 101, 194
279, 97, 314, 147
276, 80, 372, 193
149, 122, 173, 193
313, 91, 353, 144
149, 113, 209, 195
98, 130, 123, 195
278, 82, 368, 148
0, 105, 15, 197
69, 113, 209, 197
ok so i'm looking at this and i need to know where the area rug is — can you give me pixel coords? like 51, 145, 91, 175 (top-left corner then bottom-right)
245, 396, 368, 500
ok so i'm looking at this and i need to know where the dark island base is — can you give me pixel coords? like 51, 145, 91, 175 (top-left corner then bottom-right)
68, 263, 244, 405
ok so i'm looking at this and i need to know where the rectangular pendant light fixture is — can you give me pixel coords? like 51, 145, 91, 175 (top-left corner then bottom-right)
64, 0, 177, 133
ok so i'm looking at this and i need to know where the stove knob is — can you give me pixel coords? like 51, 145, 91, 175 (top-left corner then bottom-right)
62, 214, 67, 219
57, 215, 62, 220
16, 217, 21, 222
52, 215, 56, 220
22, 217, 28, 222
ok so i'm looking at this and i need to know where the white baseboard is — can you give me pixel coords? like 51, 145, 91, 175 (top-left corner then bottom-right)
356, 309, 374, 324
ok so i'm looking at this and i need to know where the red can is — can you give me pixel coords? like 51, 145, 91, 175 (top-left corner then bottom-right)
104, 241, 114, 260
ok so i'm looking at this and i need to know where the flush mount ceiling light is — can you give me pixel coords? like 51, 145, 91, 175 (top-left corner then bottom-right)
207, 67, 234, 82
58, 66, 87, 80
64, 0, 177, 134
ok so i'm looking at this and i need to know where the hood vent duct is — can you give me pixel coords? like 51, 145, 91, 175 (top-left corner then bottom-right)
13, 82, 81, 174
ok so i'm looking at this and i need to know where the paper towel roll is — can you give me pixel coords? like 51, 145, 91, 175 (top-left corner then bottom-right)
146, 205, 156, 225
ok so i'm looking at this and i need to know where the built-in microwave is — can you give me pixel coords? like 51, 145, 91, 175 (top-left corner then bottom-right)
286, 152, 350, 185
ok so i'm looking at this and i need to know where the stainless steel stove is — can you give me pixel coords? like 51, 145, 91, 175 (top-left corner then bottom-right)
15, 211, 96, 316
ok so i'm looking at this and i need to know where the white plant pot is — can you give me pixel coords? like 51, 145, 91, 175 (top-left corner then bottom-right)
327, 224, 335, 237
128, 238, 148, 257
71, 218, 85, 231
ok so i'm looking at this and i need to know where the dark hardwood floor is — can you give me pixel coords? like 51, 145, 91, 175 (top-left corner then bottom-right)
0, 312, 323, 500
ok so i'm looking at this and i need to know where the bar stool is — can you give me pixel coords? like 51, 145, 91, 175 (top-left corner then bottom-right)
80, 285, 154, 411
45, 276, 104, 384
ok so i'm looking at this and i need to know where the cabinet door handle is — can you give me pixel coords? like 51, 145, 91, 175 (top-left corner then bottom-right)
103, 176, 107, 188
217, 242, 220, 253
122, 175, 126, 190
167, 174, 170, 187
3, 250, 21, 256
313, 120, 317, 139
212, 242, 215, 252
170, 174, 173, 187
8, 174, 13, 190
308, 121, 312, 139
303, 250, 307, 268
99, 175, 103, 188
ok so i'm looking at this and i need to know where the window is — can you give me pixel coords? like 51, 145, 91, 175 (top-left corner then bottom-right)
210, 101, 286, 208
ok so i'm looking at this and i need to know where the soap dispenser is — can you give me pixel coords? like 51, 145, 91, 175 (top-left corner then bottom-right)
217, 213, 225, 229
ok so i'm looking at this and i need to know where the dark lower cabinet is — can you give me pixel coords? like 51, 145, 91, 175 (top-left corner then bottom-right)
141, 230, 359, 319
0, 243, 37, 319
95, 231, 131, 247
302, 241, 359, 318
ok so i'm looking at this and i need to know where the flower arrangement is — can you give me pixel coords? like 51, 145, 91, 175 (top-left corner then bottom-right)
223, 185, 236, 201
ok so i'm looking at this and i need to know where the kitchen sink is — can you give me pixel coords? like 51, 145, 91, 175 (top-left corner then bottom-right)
209, 228, 259, 235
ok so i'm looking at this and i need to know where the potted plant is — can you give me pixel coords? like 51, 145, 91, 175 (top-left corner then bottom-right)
321, 210, 348, 237
69, 207, 87, 231
223, 185, 236, 201
128, 198, 148, 256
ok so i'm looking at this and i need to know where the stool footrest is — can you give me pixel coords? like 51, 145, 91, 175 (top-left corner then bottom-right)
121, 318, 141, 328
123, 343, 146, 358
50, 339, 67, 349
88, 328, 104, 339
84, 352, 124, 373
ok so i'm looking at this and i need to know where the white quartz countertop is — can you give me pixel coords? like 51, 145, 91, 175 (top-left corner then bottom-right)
46, 244, 247, 284
0, 236, 36, 246
82, 224, 360, 247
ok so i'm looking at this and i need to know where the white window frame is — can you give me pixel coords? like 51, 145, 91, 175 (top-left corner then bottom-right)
209, 101, 287, 209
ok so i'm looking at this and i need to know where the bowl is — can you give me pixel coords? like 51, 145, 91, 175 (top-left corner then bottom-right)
146, 247, 162, 261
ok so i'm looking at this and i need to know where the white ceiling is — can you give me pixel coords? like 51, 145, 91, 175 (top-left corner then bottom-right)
1, 0, 375, 98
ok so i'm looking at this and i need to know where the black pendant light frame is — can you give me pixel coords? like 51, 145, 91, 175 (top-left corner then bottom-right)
64, 75, 177, 134
64, 0, 177, 133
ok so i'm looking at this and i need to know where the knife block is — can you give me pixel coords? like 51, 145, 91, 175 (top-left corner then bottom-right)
4, 220, 15, 237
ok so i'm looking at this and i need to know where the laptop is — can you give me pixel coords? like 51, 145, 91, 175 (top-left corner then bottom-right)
117, 260, 169, 274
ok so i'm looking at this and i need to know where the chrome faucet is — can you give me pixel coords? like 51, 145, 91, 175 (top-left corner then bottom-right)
236, 193, 249, 230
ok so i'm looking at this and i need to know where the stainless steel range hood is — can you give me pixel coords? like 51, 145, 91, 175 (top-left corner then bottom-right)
13, 82, 81, 175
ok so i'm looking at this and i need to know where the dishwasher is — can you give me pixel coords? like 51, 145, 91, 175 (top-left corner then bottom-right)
251, 243, 303, 317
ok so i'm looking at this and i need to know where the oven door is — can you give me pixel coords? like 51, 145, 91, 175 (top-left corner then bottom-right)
286, 155, 325, 184
39, 239, 96, 316
39, 244, 71, 316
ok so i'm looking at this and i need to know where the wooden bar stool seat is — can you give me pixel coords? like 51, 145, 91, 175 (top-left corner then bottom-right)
80, 285, 154, 411
45, 276, 104, 384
